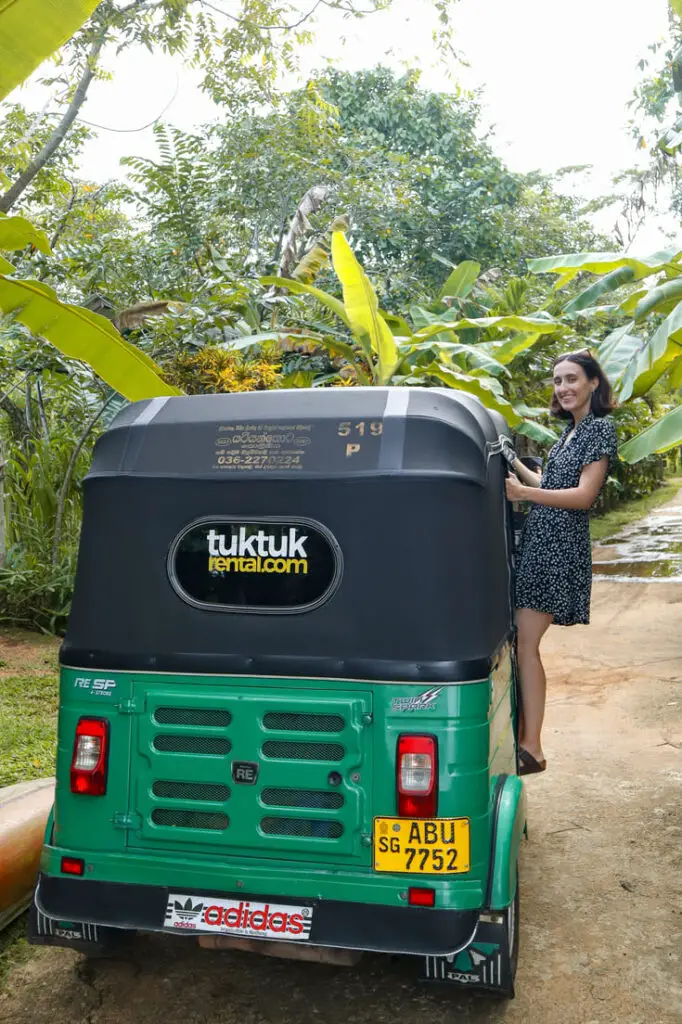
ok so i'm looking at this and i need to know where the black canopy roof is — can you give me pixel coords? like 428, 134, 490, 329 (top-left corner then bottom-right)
62, 388, 514, 683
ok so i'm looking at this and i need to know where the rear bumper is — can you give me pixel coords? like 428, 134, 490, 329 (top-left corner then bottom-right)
35, 873, 480, 957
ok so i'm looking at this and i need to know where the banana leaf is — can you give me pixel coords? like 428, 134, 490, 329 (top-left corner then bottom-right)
619, 303, 682, 401
0, 275, 181, 400
528, 249, 682, 285
438, 260, 480, 301
413, 313, 559, 340
381, 311, 413, 338
563, 266, 635, 315
260, 275, 350, 328
422, 363, 523, 427
633, 278, 682, 321
515, 419, 559, 444
597, 324, 643, 384
0, 215, 51, 253
406, 338, 509, 377
331, 231, 398, 385
484, 332, 547, 366
619, 405, 682, 463
0, 0, 103, 101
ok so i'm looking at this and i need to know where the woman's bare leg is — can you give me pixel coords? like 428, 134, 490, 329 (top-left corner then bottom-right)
516, 608, 553, 762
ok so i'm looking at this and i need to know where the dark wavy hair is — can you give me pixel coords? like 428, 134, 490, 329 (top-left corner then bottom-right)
550, 349, 616, 420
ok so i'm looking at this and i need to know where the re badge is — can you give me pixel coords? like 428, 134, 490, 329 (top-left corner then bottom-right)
232, 761, 259, 785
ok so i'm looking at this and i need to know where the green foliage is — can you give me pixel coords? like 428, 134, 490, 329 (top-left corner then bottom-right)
164, 346, 282, 394
0, 0, 102, 101
529, 249, 682, 461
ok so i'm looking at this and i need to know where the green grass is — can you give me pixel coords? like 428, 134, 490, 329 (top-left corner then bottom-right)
0, 631, 59, 990
0, 673, 59, 788
0, 916, 33, 992
591, 477, 681, 543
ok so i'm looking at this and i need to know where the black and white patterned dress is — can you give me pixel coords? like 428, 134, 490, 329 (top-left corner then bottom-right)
515, 414, 618, 626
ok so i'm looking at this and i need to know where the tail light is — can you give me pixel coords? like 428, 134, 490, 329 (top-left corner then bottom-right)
70, 718, 109, 796
396, 734, 437, 818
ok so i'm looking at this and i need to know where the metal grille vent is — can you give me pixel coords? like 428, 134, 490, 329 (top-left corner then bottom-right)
152, 809, 229, 830
262, 741, 344, 762
261, 787, 344, 809
263, 712, 344, 733
154, 707, 232, 727
261, 816, 343, 839
154, 735, 232, 755
152, 781, 230, 802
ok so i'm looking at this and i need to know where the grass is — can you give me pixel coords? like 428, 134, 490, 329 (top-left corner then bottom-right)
0, 917, 33, 992
0, 628, 60, 788
0, 629, 60, 991
590, 477, 681, 544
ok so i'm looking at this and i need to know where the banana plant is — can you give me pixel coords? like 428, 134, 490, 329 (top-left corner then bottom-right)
0, 6, 179, 404
0, 0, 103, 102
0, 215, 180, 401
529, 249, 682, 462
263, 232, 563, 436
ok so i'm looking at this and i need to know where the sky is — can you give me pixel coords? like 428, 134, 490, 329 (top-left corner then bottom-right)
5, 0, 674, 248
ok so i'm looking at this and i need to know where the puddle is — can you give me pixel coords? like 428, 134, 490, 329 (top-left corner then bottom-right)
592, 506, 682, 582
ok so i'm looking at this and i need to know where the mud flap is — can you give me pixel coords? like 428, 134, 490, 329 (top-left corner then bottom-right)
419, 916, 515, 997
28, 899, 132, 957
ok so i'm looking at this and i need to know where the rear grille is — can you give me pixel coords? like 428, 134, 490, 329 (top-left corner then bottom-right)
263, 712, 344, 733
261, 816, 343, 839
155, 707, 232, 727
262, 741, 344, 762
261, 787, 344, 809
152, 809, 229, 830
152, 781, 230, 802
154, 735, 232, 755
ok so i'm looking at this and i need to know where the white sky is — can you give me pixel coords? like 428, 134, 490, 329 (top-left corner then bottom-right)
5, 0, 675, 249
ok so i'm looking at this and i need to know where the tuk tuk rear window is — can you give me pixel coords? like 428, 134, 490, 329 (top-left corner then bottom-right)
168, 517, 342, 614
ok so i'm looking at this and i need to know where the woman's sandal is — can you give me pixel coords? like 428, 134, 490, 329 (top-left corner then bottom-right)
518, 747, 547, 776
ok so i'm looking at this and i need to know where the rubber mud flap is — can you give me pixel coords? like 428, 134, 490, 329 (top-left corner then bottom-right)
419, 911, 516, 998
28, 898, 133, 957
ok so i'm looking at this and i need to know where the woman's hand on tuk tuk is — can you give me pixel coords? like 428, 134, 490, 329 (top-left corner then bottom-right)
505, 472, 528, 502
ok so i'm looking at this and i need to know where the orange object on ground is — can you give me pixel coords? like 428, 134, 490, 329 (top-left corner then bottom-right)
0, 779, 54, 931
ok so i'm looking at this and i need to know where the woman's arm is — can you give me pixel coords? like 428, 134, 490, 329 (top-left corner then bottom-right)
510, 458, 543, 488
505, 458, 609, 511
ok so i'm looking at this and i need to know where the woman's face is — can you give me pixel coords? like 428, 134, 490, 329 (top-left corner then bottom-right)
553, 359, 596, 416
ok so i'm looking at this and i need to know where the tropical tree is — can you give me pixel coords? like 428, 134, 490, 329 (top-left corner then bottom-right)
528, 249, 682, 462
261, 229, 564, 439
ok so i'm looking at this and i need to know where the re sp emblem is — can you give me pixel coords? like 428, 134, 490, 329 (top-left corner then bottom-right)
231, 761, 259, 785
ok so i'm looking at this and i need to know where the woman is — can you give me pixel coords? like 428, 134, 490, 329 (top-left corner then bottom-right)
505, 349, 618, 776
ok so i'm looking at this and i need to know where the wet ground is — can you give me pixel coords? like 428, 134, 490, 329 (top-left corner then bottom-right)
593, 499, 682, 581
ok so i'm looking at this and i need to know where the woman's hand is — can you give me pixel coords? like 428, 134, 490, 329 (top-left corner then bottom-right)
505, 472, 528, 502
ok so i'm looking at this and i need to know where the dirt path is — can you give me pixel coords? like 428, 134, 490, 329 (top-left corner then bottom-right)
1, 512, 681, 1023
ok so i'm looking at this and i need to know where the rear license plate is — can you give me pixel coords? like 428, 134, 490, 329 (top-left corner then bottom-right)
373, 817, 470, 874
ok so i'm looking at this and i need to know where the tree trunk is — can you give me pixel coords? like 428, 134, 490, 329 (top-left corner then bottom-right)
0, 36, 105, 215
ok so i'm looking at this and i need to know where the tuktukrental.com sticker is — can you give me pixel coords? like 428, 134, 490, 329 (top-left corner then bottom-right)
164, 895, 313, 941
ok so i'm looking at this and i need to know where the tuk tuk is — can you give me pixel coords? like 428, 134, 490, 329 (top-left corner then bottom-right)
29, 386, 526, 997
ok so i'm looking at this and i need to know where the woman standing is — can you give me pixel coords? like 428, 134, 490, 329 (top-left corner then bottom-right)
505, 350, 618, 776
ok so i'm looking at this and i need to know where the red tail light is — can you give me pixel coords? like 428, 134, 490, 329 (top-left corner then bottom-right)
70, 717, 109, 796
396, 734, 437, 818
408, 887, 435, 907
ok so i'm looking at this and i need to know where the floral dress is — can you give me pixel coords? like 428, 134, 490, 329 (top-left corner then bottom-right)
515, 414, 618, 626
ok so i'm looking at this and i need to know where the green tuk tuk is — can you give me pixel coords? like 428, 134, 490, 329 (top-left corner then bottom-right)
29, 387, 526, 997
